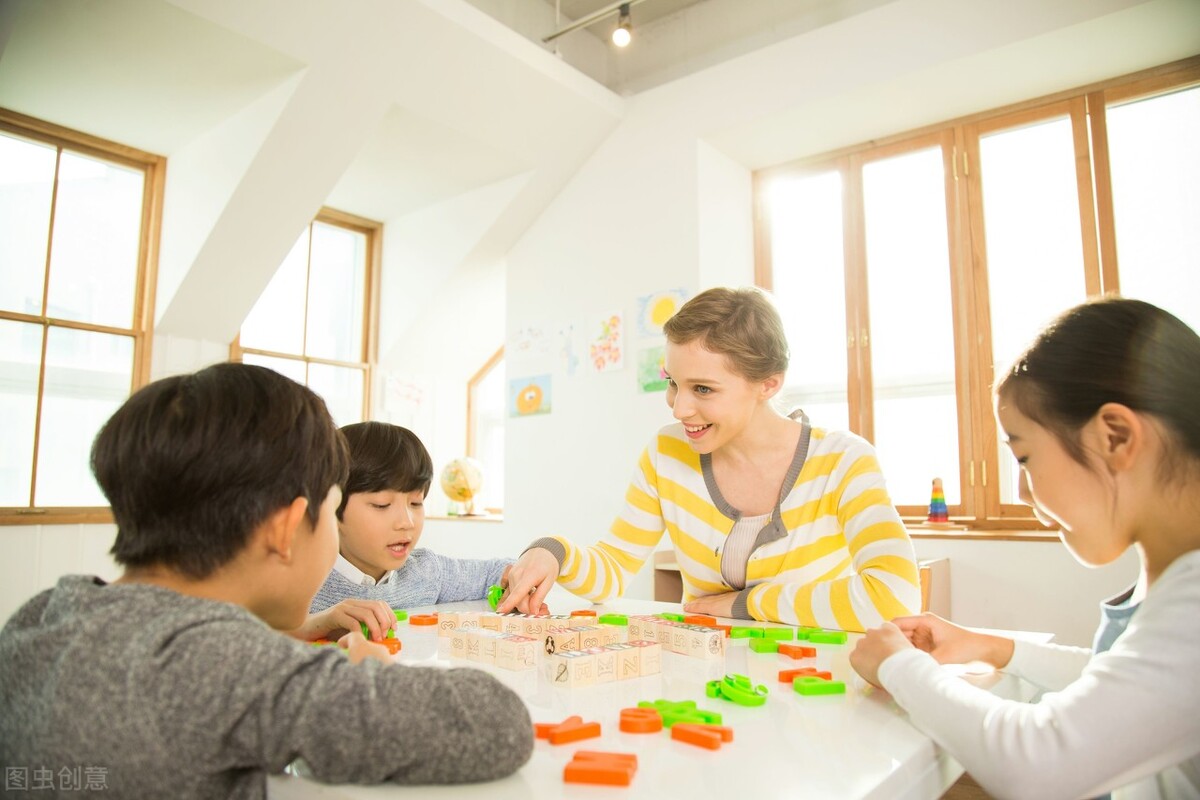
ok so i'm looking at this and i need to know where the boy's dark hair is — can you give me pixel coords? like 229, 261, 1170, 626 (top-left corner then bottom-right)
93, 363, 349, 579
337, 422, 434, 518
997, 297, 1200, 472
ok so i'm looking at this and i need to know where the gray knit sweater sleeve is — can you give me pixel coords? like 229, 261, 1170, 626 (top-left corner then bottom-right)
430, 552, 514, 603
0, 577, 533, 798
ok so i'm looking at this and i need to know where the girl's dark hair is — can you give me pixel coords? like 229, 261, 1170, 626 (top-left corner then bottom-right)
662, 286, 789, 382
93, 363, 349, 579
337, 422, 433, 518
997, 297, 1200, 468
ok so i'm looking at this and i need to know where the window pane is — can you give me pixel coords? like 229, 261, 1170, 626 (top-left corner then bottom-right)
1106, 86, 1200, 332
240, 227, 310, 355
241, 353, 307, 384
0, 319, 42, 505
46, 152, 142, 328
862, 147, 960, 504
979, 115, 1089, 503
0, 133, 55, 316
471, 357, 505, 510
768, 171, 850, 432
308, 363, 364, 427
35, 328, 134, 506
306, 221, 366, 362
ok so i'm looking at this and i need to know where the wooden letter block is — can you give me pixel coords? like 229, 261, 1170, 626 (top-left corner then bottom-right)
629, 640, 662, 675
610, 643, 642, 679
543, 628, 580, 655
495, 634, 537, 670
588, 647, 618, 683
546, 651, 596, 687
448, 628, 467, 659
437, 612, 459, 637
576, 625, 604, 651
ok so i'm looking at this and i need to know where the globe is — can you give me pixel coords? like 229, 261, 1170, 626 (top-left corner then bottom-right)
440, 457, 484, 515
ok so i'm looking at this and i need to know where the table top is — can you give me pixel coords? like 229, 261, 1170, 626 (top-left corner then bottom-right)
269, 593, 1040, 800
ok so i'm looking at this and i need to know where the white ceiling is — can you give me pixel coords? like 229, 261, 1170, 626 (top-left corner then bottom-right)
464, 0, 899, 95
1, 0, 1196, 344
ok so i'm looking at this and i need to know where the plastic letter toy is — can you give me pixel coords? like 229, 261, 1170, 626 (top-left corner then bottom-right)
793, 676, 847, 695
619, 707, 663, 733
761, 628, 794, 641
409, 613, 438, 626
730, 627, 764, 639
808, 630, 848, 645
671, 723, 735, 750
779, 667, 832, 683
541, 716, 602, 745
392, 609, 408, 623
486, 584, 504, 611
706, 674, 768, 706
777, 643, 816, 660
637, 699, 722, 727
597, 613, 628, 626
563, 751, 638, 786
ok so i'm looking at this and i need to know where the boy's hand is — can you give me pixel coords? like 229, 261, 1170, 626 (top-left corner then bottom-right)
339, 632, 393, 665
289, 599, 396, 642
496, 548, 559, 614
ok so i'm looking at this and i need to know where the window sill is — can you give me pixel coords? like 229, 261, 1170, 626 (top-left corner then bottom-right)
0, 509, 115, 526
907, 525, 1059, 543
426, 513, 504, 523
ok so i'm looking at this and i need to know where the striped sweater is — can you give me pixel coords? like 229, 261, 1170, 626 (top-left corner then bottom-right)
542, 423, 920, 632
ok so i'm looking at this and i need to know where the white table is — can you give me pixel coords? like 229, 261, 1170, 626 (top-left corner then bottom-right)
269, 596, 1042, 800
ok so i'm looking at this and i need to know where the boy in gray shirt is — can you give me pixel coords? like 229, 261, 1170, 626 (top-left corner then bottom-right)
0, 364, 532, 799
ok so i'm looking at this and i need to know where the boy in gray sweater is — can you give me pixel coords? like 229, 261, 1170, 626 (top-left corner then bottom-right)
0, 364, 532, 799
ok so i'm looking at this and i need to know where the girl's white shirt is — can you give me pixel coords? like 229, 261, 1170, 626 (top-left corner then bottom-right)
879, 548, 1200, 800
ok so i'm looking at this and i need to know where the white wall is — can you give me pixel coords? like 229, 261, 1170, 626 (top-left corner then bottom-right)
914, 539, 1139, 647
498, 0, 1185, 643
0, 525, 121, 624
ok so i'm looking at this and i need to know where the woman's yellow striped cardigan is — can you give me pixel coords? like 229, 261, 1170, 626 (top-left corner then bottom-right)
544, 423, 920, 632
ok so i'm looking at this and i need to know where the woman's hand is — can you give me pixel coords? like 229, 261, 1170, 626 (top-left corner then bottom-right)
682, 591, 737, 618
289, 599, 396, 642
496, 548, 560, 614
892, 613, 1015, 668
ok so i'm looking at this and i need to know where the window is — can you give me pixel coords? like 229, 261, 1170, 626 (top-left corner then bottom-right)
467, 348, 504, 513
756, 57, 1200, 528
232, 209, 380, 426
0, 110, 163, 524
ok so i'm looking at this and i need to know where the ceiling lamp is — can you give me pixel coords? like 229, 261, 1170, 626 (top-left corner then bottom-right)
612, 4, 632, 47
542, 0, 649, 46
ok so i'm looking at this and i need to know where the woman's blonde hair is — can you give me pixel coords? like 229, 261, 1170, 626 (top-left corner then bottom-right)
663, 286, 789, 382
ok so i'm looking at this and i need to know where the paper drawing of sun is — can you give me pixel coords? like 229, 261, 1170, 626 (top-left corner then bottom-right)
637, 289, 688, 338
509, 374, 551, 417
516, 383, 542, 414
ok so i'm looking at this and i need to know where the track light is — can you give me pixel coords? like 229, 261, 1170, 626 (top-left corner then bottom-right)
541, 0, 646, 46
612, 4, 632, 47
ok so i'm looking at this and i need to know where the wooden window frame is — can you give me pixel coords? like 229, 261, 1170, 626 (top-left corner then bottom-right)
0, 109, 164, 526
466, 346, 504, 458
230, 207, 382, 422
754, 55, 1200, 532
